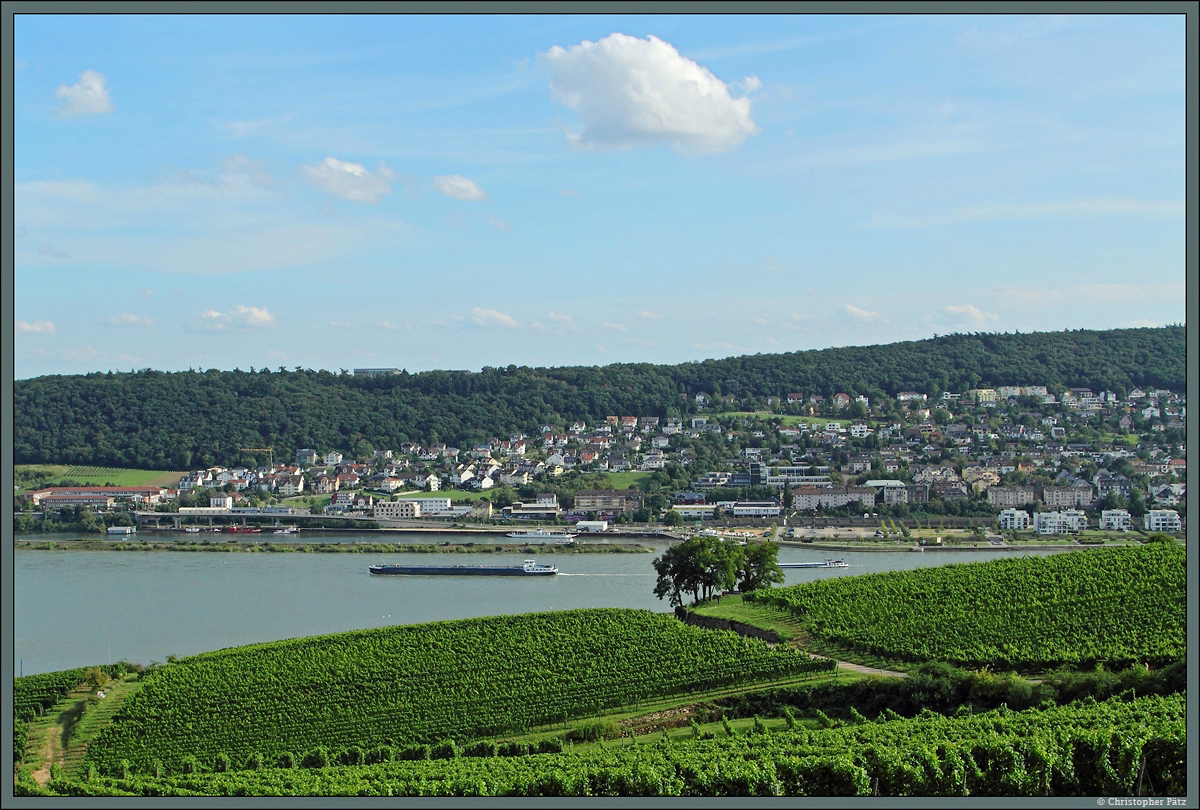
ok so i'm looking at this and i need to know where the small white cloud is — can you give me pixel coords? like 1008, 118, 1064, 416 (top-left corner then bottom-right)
871, 198, 1186, 228
471, 307, 519, 328
433, 174, 487, 201
15, 320, 56, 334
541, 33, 759, 155
104, 313, 154, 327
560, 189, 580, 197
222, 115, 290, 139
38, 244, 69, 259
634, 309, 662, 320
943, 304, 999, 323
56, 69, 113, 116
1122, 318, 1160, 328
61, 345, 99, 361
602, 322, 628, 332
227, 305, 275, 328
185, 305, 276, 332
141, 288, 153, 299
486, 215, 510, 231
844, 304, 883, 322
301, 157, 391, 203
547, 310, 573, 322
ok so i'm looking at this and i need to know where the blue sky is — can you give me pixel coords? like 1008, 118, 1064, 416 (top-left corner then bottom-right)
12, 13, 1187, 379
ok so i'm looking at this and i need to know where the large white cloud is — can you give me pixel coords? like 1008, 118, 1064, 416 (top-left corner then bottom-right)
433, 174, 487, 201
56, 69, 113, 116
301, 157, 392, 203
541, 33, 759, 154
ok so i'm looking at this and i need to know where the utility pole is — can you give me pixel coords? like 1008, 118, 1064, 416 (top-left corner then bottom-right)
240, 447, 274, 468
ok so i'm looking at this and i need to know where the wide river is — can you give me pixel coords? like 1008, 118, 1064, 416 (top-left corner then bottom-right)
12, 532, 1067, 676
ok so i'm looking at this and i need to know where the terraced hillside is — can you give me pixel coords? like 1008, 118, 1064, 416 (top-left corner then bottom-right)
76, 608, 834, 776
745, 544, 1185, 670
28, 693, 1186, 797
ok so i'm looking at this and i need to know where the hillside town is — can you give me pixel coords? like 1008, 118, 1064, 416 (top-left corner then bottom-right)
21, 383, 1185, 535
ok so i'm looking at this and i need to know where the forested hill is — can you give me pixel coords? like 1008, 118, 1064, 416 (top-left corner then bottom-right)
12, 326, 1185, 469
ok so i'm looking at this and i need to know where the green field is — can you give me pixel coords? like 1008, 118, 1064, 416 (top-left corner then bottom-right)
603, 471, 653, 491
15, 465, 185, 492
395, 488, 492, 502
722, 412, 856, 428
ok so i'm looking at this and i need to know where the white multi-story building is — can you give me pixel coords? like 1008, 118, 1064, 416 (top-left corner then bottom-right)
1033, 509, 1088, 535
998, 509, 1031, 531
396, 497, 453, 515
373, 500, 422, 519
791, 486, 877, 511
719, 501, 781, 518
1100, 509, 1134, 531
1143, 510, 1182, 533
672, 505, 717, 520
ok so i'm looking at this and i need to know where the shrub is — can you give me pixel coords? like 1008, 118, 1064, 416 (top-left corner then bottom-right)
429, 739, 459, 760
536, 737, 564, 754
365, 745, 395, 765
566, 720, 621, 743
398, 744, 430, 761
300, 747, 329, 769
498, 741, 530, 757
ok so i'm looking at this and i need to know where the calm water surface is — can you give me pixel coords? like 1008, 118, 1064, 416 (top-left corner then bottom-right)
13, 532, 1066, 675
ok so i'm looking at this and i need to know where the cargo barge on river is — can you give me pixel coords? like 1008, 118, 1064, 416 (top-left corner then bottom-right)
779, 559, 849, 569
369, 559, 558, 576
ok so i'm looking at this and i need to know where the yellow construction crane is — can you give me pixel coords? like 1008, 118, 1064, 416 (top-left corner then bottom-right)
240, 447, 274, 467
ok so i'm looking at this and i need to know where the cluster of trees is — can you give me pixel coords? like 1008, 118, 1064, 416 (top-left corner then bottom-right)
653, 537, 784, 607
12, 327, 1184, 468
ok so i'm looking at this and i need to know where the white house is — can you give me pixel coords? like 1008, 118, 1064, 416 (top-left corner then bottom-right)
1143, 510, 1181, 533
998, 509, 1031, 531
1100, 509, 1133, 531
1033, 510, 1088, 534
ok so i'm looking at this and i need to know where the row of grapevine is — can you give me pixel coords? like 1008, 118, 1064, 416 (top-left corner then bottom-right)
13, 667, 95, 722
82, 609, 834, 775
36, 694, 1185, 797
746, 544, 1185, 669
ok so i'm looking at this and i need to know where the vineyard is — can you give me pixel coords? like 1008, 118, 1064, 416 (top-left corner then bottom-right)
22, 694, 1186, 796
13, 667, 98, 724
74, 609, 834, 776
744, 544, 1186, 670
63, 466, 182, 487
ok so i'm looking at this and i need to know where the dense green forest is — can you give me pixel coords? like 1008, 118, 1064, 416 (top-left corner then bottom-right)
12, 326, 1185, 469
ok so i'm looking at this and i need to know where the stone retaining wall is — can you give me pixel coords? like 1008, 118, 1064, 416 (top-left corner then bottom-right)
675, 607, 781, 644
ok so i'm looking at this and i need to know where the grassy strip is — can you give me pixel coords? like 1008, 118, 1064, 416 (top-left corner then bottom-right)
603, 471, 653, 492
